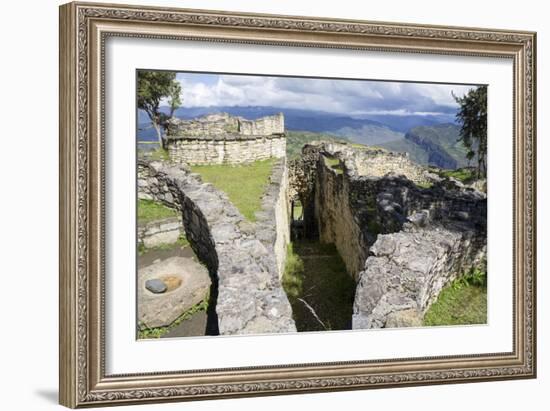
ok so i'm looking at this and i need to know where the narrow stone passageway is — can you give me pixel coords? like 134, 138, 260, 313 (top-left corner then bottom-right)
284, 240, 356, 332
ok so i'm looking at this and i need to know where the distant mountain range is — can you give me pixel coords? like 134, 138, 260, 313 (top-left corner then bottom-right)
137, 106, 470, 169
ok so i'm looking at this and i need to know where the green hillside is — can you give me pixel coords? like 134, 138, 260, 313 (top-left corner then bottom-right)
285, 125, 471, 171
332, 124, 404, 146
378, 138, 430, 165
402, 124, 470, 169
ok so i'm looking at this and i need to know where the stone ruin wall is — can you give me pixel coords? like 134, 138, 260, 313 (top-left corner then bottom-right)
137, 159, 295, 334
137, 217, 183, 249
138, 162, 181, 210
165, 113, 286, 165
139, 136, 488, 332
167, 136, 286, 165
290, 142, 487, 328
353, 223, 486, 329
295, 142, 435, 280
239, 113, 284, 136
314, 160, 368, 280
324, 142, 430, 185
254, 160, 291, 279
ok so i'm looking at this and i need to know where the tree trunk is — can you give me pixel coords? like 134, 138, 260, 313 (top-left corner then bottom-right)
152, 122, 164, 150
477, 152, 482, 179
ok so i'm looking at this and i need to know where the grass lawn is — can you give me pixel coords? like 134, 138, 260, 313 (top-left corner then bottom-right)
423, 272, 487, 326
322, 155, 344, 174
292, 204, 303, 220
282, 241, 356, 332
190, 159, 274, 221
415, 181, 434, 189
439, 168, 477, 184
137, 199, 178, 223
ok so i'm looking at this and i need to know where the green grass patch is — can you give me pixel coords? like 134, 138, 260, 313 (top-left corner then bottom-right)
146, 147, 170, 162
190, 159, 274, 221
415, 181, 434, 189
292, 204, 303, 220
439, 168, 477, 184
138, 295, 209, 339
323, 155, 344, 174
137, 199, 178, 223
424, 267, 487, 326
282, 243, 305, 298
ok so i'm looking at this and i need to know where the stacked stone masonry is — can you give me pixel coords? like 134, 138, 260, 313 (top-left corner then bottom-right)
139, 133, 487, 332
165, 113, 286, 165
254, 159, 291, 279
352, 223, 486, 329
137, 217, 183, 249
137, 159, 296, 335
288, 141, 487, 328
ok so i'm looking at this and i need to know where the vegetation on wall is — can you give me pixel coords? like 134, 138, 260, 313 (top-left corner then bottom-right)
423, 265, 487, 326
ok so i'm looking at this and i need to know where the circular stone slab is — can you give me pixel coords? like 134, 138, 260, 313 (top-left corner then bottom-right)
138, 256, 211, 329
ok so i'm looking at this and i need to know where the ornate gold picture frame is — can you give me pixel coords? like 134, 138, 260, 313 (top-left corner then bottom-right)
59, 1, 536, 408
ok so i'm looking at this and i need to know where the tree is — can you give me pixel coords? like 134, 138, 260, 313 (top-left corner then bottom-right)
453, 85, 487, 178
137, 71, 182, 149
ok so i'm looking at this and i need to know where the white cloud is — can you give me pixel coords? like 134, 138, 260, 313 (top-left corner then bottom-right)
175, 72, 480, 116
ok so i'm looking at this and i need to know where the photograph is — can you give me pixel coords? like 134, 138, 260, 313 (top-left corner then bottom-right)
56, 2, 536, 407
135, 70, 488, 339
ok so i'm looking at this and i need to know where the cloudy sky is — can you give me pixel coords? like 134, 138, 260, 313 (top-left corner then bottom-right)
174, 72, 478, 118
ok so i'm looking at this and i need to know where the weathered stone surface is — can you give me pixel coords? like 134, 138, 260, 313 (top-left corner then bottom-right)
469, 178, 487, 193
289, 141, 487, 330
254, 159, 290, 279
352, 224, 486, 329
385, 309, 423, 328
137, 159, 296, 335
139, 137, 487, 334
289, 141, 486, 282
138, 216, 183, 248
138, 256, 211, 328
164, 113, 286, 165
145, 279, 167, 294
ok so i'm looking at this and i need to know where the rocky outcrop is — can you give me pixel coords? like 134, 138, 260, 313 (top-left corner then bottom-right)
137, 159, 296, 335
352, 222, 486, 329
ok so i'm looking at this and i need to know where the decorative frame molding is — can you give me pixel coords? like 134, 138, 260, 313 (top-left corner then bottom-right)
59, 2, 536, 408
